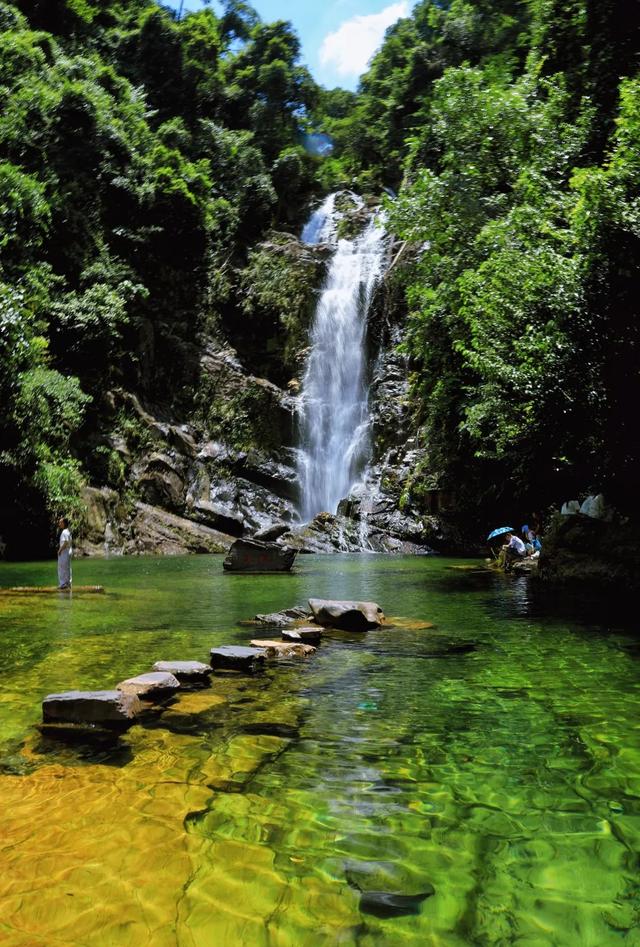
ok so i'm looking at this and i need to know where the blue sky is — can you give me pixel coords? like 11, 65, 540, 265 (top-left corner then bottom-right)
162, 0, 410, 90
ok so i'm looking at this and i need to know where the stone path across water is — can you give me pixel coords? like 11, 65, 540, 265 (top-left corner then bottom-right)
39, 598, 389, 734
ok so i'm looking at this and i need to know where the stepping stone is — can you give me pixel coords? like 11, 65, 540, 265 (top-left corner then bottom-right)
210, 646, 266, 672
42, 690, 141, 730
308, 598, 385, 632
116, 671, 180, 701
281, 626, 323, 644
152, 661, 213, 686
250, 639, 316, 658
254, 606, 310, 626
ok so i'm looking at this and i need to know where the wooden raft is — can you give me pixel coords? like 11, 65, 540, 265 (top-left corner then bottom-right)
0, 585, 105, 596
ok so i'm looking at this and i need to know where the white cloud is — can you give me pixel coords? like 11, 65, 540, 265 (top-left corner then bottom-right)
319, 2, 410, 79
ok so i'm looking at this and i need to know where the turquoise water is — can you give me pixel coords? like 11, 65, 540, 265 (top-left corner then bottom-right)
0, 554, 639, 945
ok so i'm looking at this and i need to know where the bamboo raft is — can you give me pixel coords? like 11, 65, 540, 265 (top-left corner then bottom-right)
0, 585, 105, 596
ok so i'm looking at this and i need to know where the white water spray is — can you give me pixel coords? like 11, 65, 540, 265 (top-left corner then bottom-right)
296, 195, 386, 521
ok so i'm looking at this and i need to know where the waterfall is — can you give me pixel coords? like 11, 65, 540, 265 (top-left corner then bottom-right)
296, 194, 386, 522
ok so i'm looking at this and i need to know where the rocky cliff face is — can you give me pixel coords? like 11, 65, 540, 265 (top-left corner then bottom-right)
75, 197, 463, 557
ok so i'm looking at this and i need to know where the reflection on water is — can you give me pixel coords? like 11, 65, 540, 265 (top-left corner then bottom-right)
0, 555, 639, 945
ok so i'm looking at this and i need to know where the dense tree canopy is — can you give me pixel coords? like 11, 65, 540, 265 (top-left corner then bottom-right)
368, 0, 640, 514
0, 0, 325, 541
0, 0, 639, 549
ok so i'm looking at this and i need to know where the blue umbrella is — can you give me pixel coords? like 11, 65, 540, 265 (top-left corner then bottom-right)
487, 526, 514, 541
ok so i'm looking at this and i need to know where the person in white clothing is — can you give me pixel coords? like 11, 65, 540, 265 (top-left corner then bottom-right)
502, 531, 526, 572
57, 517, 72, 589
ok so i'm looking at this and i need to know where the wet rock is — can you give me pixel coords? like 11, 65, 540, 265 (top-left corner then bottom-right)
210, 646, 266, 672
308, 598, 385, 632
206, 473, 298, 536
116, 671, 181, 701
254, 606, 310, 626
238, 450, 299, 502
42, 690, 141, 730
249, 639, 316, 658
358, 888, 435, 918
281, 626, 323, 644
279, 511, 435, 555
223, 538, 297, 572
151, 661, 213, 686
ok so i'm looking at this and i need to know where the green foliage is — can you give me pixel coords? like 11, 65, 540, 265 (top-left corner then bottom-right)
0, 0, 332, 545
1, 0, 639, 540
0, 285, 90, 523
239, 238, 322, 378
384, 0, 640, 510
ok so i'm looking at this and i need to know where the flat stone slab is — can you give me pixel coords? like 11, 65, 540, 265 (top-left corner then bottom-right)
308, 598, 385, 632
223, 539, 296, 572
116, 671, 180, 700
281, 626, 323, 644
210, 646, 266, 672
250, 639, 316, 658
152, 661, 213, 685
42, 690, 141, 730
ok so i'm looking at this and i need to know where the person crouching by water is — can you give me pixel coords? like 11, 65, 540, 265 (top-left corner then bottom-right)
502, 531, 526, 572
57, 517, 72, 589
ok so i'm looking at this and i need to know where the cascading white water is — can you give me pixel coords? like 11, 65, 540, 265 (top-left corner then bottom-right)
296, 194, 386, 521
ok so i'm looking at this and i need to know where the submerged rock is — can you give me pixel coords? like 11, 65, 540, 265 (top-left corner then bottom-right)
249, 639, 316, 658
152, 661, 213, 686
116, 671, 181, 701
42, 690, 141, 730
223, 538, 296, 572
308, 598, 385, 631
358, 888, 435, 918
210, 646, 267, 672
